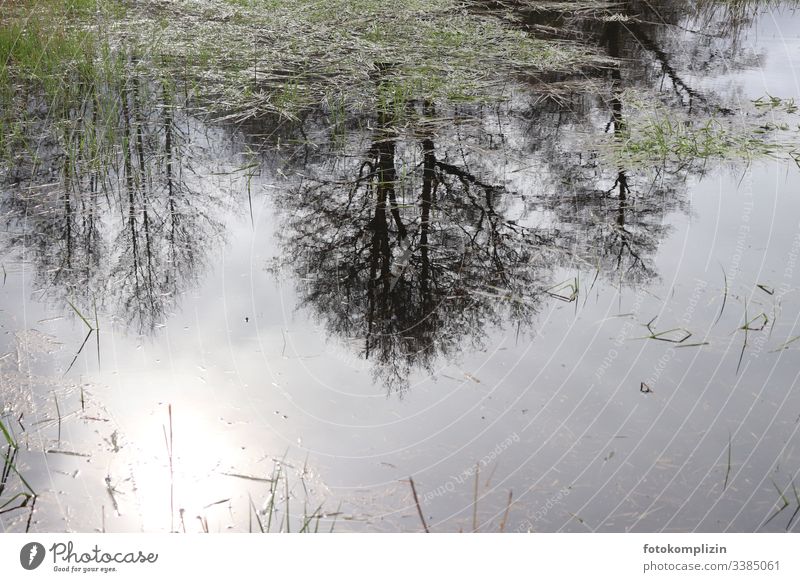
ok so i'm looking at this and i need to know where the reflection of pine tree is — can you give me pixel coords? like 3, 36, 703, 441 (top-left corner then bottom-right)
107, 68, 228, 331
1, 62, 227, 332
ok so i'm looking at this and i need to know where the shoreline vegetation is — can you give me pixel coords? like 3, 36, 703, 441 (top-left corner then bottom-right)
2, 1, 800, 180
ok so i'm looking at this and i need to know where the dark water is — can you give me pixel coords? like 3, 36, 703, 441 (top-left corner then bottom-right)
2, 1, 800, 532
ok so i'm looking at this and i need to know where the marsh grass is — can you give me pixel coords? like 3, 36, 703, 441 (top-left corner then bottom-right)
714, 266, 729, 327
723, 432, 732, 491
735, 300, 772, 373
153, 406, 334, 533
761, 479, 797, 530
7, 0, 797, 171
0, 417, 37, 530
64, 299, 100, 374
407, 473, 514, 533
4, 0, 800, 535
770, 334, 800, 352
0, 1, 129, 188
546, 277, 580, 303
637, 316, 693, 344
0, 0, 611, 181
695, 0, 800, 35
604, 90, 800, 169
163, 404, 174, 532
240, 458, 334, 533
617, 114, 795, 165
117, 0, 610, 121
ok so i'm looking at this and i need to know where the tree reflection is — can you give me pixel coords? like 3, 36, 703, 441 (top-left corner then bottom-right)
0, 0, 776, 384
0, 61, 228, 333
270, 0, 768, 387
275, 100, 557, 388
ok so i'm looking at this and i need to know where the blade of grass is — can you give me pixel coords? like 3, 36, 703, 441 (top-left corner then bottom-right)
285, 470, 291, 533
25, 495, 36, 532
64, 329, 93, 375
163, 404, 174, 532
714, 265, 727, 327
0, 419, 15, 447
67, 299, 94, 330
737, 301, 748, 375
329, 501, 341, 533
9, 462, 35, 496
53, 393, 61, 446
761, 480, 790, 529
786, 481, 800, 531
472, 463, 480, 532
300, 503, 324, 533
723, 432, 732, 491
249, 493, 264, 533
0, 492, 33, 513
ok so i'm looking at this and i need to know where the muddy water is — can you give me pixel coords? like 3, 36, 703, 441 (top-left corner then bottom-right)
2, 3, 800, 532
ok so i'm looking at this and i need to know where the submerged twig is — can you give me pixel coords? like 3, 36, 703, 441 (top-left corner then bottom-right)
408, 476, 430, 533
499, 490, 513, 532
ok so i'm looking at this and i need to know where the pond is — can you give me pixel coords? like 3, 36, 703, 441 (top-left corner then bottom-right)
2, 0, 800, 533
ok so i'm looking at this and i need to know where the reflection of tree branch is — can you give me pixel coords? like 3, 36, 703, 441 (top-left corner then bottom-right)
626, 21, 732, 114
434, 160, 499, 195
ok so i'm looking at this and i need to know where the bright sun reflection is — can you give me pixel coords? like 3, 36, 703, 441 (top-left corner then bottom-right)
111, 402, 261, 533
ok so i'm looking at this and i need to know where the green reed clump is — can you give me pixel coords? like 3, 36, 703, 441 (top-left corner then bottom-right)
604, 90, 800, 169
0, 417, 36, 530
0, 20, 96, 85
0, 3, 129, 182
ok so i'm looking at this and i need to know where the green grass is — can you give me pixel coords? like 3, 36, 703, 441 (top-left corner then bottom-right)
0, 0, 132, 190
0, 21, 96, 99
0, 417, 37, 529
603, 90, 800, 168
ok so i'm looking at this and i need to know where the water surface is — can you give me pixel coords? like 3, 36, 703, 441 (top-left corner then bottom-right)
2, 0, 800, 532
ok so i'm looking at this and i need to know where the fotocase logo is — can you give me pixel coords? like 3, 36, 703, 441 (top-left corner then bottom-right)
20, 542, 46, 570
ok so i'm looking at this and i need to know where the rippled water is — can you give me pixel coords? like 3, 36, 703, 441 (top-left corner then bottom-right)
2, 1, 800, 532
